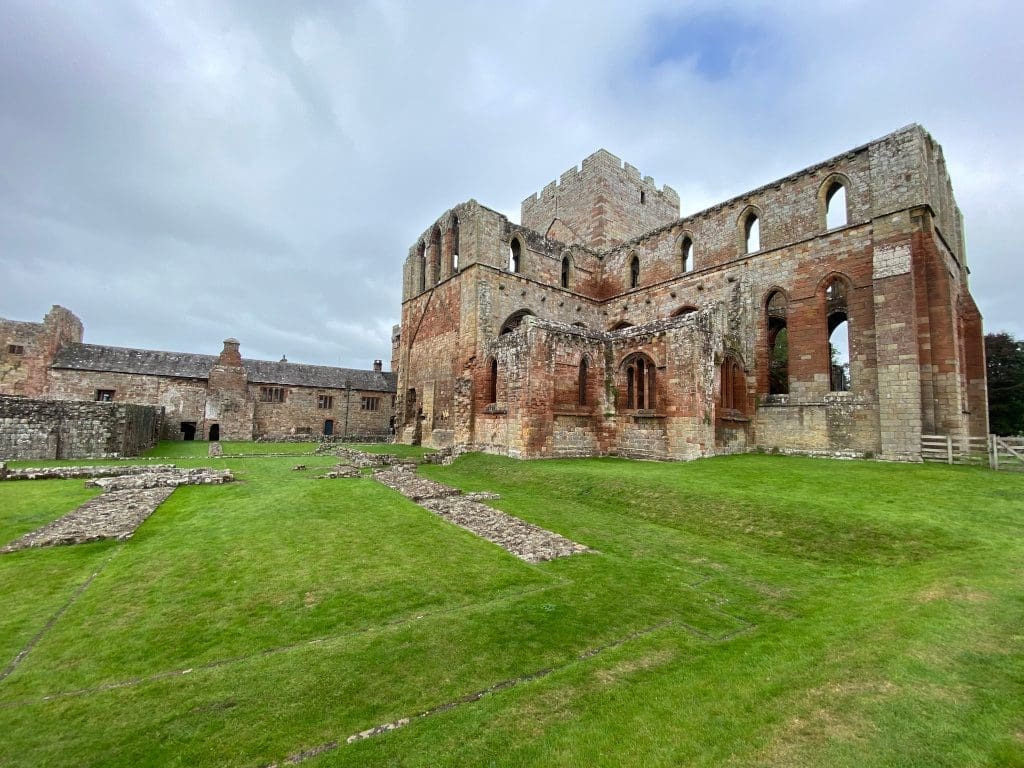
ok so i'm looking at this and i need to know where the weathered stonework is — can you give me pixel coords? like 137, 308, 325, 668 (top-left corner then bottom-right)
395, 125, 987, 461
0, 312, 397, 443
0, 395, 161, 460
373, 464, 590, 562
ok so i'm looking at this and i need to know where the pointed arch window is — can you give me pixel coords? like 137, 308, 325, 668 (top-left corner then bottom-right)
487, 357, 498, 404
417, 241, 426, 293
825, 181, 848, 229
744, 212, 760, 253
766, 291, 789, 395
578, 357, 588, 405
825, 278, 851, 392
680, 236, 693, 273
451, 215, 460, 272
429, 226, 442, 285
629, 253, 640, 289
561, 255, 571, 289
509, 238, 522, 273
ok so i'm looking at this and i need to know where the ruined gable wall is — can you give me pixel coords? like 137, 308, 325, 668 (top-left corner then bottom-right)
396, 279, 466, 447
0, 306, 83, 397
469, 314, 725, 460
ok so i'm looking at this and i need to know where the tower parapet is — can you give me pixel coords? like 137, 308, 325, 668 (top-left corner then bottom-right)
521, 149, 679, 250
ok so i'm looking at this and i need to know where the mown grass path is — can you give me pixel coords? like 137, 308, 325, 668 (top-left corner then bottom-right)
0, 449, 1021, 767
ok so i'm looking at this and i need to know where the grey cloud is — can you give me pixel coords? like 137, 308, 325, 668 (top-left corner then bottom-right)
2, 0, 1022, 372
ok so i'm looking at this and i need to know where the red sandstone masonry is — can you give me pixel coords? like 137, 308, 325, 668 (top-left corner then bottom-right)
395, 125, 984, 461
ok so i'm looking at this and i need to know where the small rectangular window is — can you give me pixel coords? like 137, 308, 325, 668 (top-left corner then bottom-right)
95, 389, 115, 402
7, 344, 25, 355
260, 386, 286, 403
317, 394, 334, 409
361, 396, 380, 412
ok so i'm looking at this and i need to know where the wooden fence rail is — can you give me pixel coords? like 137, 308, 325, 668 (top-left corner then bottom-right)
921, 434, 1024, 471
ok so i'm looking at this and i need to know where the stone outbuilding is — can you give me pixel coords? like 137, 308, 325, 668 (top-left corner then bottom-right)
1, 308, 396, 442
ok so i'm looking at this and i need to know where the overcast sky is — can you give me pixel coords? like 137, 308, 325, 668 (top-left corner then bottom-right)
2, 0, 1021, 368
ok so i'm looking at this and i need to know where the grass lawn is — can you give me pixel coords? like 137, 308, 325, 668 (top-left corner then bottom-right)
0, 446, 1021, 767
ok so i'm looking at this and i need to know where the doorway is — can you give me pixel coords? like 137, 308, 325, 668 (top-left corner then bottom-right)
323, 419, 334, 436
209, 424, 220, 441
181, 422, 196, 441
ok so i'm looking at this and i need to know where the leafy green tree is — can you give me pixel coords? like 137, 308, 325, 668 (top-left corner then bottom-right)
985, 332, 1024, 435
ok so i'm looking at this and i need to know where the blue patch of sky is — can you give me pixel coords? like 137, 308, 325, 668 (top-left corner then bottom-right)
641, 10, 768, 81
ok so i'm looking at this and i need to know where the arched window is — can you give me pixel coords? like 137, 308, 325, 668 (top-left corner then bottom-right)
766, 291, 789, 395
578, 357, 588, 406
610, 320, 633, 331
825, 278, 851, 391
720, 357, 746, 414
679, 236, 693, 273
487, 357, 498, 404
629, 252, 640, 289
429, 226, 442, 285
671, 305, 698, 317
509, 238, 522, 273
417, 241, 426, 293
500, 309, 533, 335
451, 215, 460, 273
561, 255, 571, 289
744, 212, 760, 253
825, 182, 848, 229
622, 353, 656, 410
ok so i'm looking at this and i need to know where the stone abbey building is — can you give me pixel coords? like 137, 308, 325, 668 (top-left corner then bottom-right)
393, 125, 987, 461
1, 306, 396, 442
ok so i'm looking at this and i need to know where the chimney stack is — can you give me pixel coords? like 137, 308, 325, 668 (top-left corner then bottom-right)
373, 359, 382, 372
219, 338, 242, 366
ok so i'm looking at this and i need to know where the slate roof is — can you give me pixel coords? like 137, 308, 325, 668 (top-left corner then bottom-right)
50, 343, 397, 393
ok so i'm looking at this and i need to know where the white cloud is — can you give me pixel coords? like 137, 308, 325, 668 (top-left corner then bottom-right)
1, 0, 1022, 370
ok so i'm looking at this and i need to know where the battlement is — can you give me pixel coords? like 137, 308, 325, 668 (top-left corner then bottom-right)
521, 149, 679, 250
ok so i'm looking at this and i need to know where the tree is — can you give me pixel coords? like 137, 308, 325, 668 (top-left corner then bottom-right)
985, 332, 1024, 436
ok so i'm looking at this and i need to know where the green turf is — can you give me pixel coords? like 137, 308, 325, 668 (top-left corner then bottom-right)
0, 447, 1021, 767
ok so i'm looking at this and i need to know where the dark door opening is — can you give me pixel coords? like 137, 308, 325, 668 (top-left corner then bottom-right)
209, 424, 220, 441
181, 422, 196, 441
323, 419, 334, 436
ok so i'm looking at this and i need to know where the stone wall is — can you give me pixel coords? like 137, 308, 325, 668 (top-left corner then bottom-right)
521, 149, 680, 250
48, 369, 208, 440
394, 124, 984, 461
252, 384, 393, 440
0, 306, 83, 397
0, 395, 161, 459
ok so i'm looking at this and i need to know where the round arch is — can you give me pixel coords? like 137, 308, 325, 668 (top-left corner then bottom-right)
499, 308, 534, 335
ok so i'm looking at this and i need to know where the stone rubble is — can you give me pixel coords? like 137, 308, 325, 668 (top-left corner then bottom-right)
2, 465, 234, 552
1, 487, 175, 552
373, 465, 589, 563
3, 464, 176, 481
314, 445, 401, 468
317, 464, 360, 479
85, 468, 234, 491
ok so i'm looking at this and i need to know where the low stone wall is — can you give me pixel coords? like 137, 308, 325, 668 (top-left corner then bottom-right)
0, 395, 162, 460
3, 464, 175, 481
